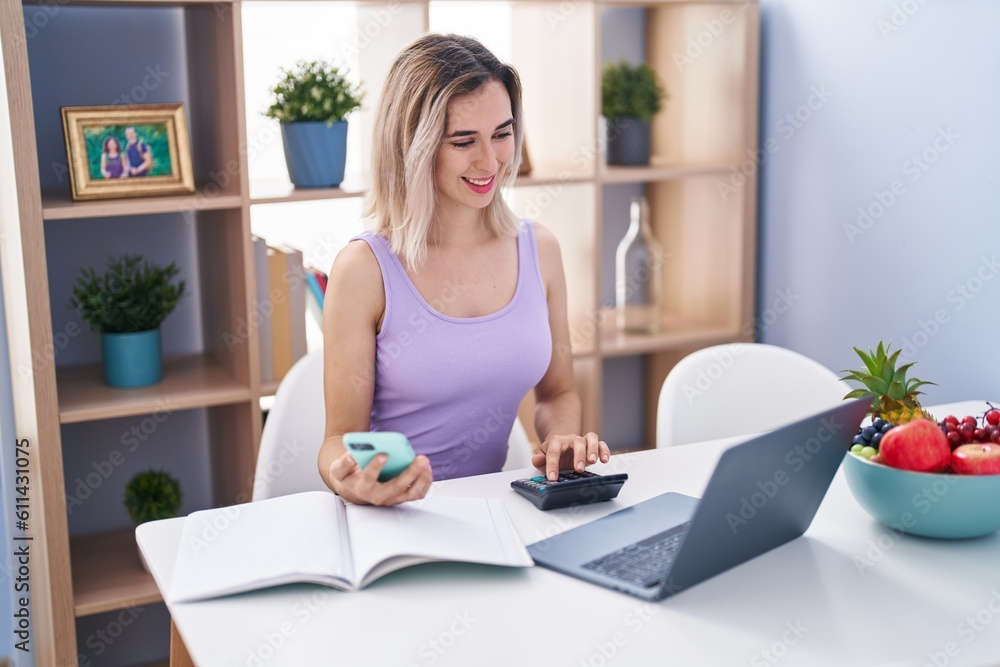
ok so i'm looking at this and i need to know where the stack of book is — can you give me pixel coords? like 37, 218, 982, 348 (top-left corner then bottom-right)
251, 236, 329, 386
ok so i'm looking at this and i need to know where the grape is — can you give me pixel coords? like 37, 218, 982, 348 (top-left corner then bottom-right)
873, 418, 887, 430
986, 410, 1000, 426
860, 446, 877, 459
944, 415, 959, 427
852, 435, 866, 447
881, 422, 895, 434
975, 428, 987, 442
959, 424, 975, 440
862, 425, 877, 440
851, 444, 864, 455
947, 431, 962, 447
962, 416, 977, 428
871, 431, 884, 447
993, 430, 1000, 444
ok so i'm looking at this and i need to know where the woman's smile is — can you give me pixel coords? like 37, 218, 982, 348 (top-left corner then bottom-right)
462, 175, 495, 194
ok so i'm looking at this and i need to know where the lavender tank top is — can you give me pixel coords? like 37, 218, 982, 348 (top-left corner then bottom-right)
353, 221, 552, 480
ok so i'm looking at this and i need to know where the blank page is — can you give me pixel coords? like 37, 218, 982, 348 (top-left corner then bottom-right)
170, 491, 352, 602
346, 496, 533, 587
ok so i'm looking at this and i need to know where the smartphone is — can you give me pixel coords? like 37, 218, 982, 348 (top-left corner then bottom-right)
343, 432, 416, 482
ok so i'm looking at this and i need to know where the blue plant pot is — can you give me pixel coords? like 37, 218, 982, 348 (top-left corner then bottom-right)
101, 329, 162, 388
280, 121, 348, 188
606, 117, 652, 166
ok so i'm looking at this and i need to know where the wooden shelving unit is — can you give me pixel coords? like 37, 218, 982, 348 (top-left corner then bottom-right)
40, 189, 243, 220
248, 178, 370, 205
600, 323, 742, 358
1, 0, 758, 663
247, 167, 595, 207
57, 354, 253, 424
598, 161, 735, 183
70, 529, 162, 617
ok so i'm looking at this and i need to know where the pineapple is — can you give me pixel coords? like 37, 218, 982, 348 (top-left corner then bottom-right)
840, 341, 936, 424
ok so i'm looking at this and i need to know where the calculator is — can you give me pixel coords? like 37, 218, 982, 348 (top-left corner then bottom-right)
510, 470, 629, 511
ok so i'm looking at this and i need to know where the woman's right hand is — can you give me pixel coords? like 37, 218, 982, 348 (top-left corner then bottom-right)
326, 451, 433, 506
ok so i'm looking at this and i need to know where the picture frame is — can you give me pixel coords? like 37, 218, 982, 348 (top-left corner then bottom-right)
61, 103, 195, 201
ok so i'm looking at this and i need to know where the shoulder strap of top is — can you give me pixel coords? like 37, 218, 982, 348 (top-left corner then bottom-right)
519, 220, 546, 298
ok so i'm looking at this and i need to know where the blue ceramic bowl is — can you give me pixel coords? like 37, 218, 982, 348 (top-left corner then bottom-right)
843, 452, 1000, 539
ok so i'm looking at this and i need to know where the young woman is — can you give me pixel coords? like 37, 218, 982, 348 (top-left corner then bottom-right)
318, 34, 610, 505
100, 136, 127, 179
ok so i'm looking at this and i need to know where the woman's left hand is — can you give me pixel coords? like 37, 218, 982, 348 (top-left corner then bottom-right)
531, 432, 610, 481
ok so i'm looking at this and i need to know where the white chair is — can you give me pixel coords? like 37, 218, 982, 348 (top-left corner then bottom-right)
655, 343, 852, 448
253, 349, 535, 501
504, 416, 534, 471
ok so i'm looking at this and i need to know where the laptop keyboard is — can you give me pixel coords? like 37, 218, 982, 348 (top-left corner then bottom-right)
581, 522, 692, 589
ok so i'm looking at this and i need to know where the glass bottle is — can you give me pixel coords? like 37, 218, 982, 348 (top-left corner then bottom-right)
615, 195, 663, 334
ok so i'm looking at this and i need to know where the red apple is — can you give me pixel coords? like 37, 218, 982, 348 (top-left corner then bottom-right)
951, 443, 1000, 475
879, 419, 951, 472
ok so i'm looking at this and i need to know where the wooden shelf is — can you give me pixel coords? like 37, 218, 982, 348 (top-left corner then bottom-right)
41, 188, 243, 221
599, 322, 740, 357
249, 166, 594, 206
598, 160, 734, 184
57, 354, 252, 423
71, 528, 162, 617
513, 165, 594, 188
249, 177, 369, 206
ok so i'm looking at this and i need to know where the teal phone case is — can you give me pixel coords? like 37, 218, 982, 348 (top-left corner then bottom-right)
343, 432, 416, 482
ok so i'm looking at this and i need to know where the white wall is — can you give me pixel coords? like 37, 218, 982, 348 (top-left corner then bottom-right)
757, 0, 1000, 405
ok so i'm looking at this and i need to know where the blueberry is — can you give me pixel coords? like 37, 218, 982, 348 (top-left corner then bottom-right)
862, 425, 878, 440
871, 431, 884, 447
873, 418, 887, 430
852, 435, 867, 446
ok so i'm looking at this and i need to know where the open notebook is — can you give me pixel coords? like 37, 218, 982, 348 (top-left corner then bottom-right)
164, 491, 533, 603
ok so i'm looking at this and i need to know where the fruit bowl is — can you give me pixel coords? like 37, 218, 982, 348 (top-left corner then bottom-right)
843, 452, 1000, 539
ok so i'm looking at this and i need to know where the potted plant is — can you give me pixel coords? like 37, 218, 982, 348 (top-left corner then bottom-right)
602, 60, 667, 166
70, 254, 186, 388
125, 469, 182, 572
125, 469, 183, 526
265, 59, 363, 188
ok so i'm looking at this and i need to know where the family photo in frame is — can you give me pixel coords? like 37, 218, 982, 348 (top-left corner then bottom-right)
61, 103, 194, 200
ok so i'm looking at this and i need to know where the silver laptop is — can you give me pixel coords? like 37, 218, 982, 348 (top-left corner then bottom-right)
527, 399, 870, 600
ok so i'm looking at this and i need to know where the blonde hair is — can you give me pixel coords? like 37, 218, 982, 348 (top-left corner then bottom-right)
364, 33, 524, 269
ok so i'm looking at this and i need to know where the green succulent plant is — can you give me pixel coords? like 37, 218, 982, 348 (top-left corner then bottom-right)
264, 59, 363, 125
69, 254, 186, 334
601, 60, 667, 123
124, 469, 182, 526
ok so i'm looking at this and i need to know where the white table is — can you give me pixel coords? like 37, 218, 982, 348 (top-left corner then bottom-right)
138, 401, 1000, 666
